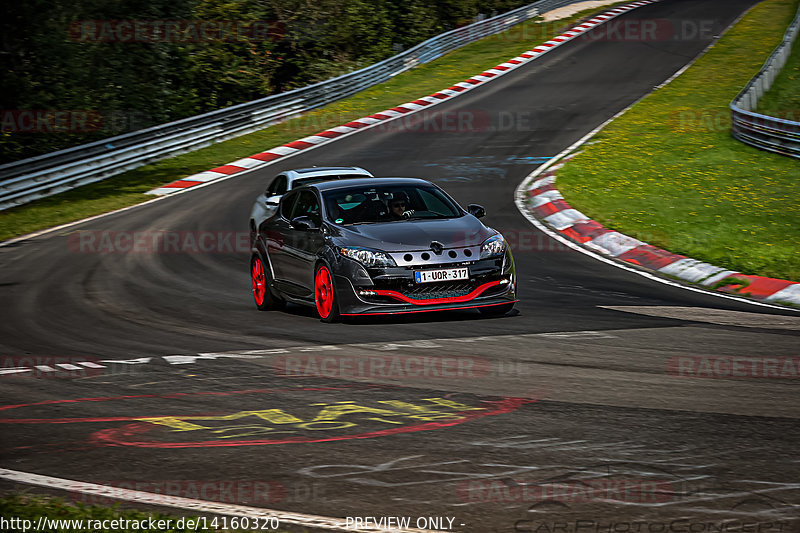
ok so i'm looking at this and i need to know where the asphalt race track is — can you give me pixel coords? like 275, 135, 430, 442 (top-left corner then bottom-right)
1, 0, 799, 531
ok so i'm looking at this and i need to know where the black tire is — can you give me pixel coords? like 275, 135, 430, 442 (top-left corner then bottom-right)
251, 255, 284, 311
314, 263, 341, 323
478, 303, 515, 316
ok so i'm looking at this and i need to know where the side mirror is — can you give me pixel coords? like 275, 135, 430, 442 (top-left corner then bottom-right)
265, 194, 280, 206
290, 216, 317, 231
467, 204, 486, 218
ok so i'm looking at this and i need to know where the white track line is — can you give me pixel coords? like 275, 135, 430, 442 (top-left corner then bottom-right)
0, 468, 437, 533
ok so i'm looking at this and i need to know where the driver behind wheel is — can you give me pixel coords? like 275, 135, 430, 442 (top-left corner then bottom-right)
387, 192, 414, 219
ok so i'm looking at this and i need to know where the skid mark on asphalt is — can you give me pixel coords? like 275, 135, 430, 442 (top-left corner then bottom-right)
529, 275, 642, 300
294, 448, 800, 522
469, 435, 649, 453
422, 155, 553, 182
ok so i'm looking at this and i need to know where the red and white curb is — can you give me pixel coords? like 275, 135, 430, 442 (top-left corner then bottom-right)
520, 153, 800, 308
147, 0, 662, 196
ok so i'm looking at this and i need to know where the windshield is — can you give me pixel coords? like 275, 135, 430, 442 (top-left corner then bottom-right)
322, 184, 463, 225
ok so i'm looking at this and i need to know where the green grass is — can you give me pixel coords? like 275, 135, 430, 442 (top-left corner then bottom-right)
0, 4, 629, 243
0, 493, 255, 532
556, 0, 800, 282
756, 14, 800, 118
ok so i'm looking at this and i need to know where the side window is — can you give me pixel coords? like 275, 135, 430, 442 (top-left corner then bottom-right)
275, 176, 288, 195
268, 175, 287, 196
291, 191, 321, 226
280, 191, 299, 220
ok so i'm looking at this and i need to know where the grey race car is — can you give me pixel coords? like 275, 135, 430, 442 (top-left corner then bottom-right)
250, 177, 517, 321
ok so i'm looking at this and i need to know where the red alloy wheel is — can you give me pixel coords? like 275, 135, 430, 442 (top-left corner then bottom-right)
251, 258, 266, 306
314, 266, 334, 319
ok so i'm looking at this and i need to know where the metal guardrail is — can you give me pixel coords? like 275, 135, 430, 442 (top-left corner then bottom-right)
0, 0, 585, 211
730, 4, 800, 158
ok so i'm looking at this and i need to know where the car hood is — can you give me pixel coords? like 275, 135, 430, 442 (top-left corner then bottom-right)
331, 216, 495, 252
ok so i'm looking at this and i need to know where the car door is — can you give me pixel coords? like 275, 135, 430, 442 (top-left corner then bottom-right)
265, 190, 299, 282
284, 190, 325, 293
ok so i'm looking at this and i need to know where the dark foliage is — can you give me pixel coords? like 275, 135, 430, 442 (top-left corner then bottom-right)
0, 0, 530, 163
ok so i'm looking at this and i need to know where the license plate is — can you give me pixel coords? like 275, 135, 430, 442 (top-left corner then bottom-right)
414, 267, 469, 283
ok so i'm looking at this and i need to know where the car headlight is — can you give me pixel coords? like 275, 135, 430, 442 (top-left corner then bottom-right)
480, 234, 505, 259
339, 247, 397, 267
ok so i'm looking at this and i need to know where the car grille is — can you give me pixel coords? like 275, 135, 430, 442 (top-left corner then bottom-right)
400, 281, 473, 300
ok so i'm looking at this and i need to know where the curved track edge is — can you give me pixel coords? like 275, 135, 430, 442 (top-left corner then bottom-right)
514, 16, 800, 313
0, 468, 436, 533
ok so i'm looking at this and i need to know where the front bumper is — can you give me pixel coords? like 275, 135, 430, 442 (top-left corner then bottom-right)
333, 251, 517, 316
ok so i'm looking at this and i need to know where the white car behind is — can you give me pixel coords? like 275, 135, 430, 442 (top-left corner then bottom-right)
249, 166, 373, 234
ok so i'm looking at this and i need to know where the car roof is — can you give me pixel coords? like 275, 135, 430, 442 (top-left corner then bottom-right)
309, 177, 433, 192
285, 167, 372, 181
293, 166, 366, 174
